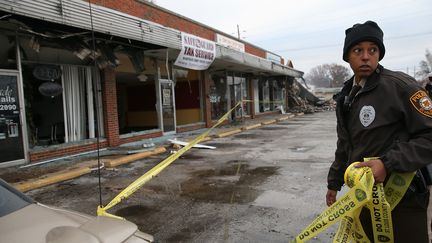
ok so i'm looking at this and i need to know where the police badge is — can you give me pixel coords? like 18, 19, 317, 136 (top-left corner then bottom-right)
359, 105, 376, 127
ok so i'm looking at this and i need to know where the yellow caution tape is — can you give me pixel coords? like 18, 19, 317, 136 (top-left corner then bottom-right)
243, 99, 285, 104
97, 101, 246, 219
291, 158, 415, 243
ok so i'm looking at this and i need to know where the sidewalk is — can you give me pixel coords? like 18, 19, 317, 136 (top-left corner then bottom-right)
0, 111, 306, 192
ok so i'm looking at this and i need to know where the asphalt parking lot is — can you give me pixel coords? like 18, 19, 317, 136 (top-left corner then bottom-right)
25, 111, 339, 242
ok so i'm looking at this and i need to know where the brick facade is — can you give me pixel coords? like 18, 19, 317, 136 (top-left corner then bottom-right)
89, 0, 269, 60
176, 124, 206, 133
29, 141, 108, 162
119, 131, 163, 145
101, 67, 120, 147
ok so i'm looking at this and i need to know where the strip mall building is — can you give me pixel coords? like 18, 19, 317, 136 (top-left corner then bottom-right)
0, 0, 304, 167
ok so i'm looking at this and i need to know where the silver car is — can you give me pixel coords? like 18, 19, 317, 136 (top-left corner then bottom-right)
0, 179, 153, 243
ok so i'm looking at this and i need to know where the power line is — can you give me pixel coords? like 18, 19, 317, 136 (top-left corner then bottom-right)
274, 31, 432, 53
245, 5, 432, 39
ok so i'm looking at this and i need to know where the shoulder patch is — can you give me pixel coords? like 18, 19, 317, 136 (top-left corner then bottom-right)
410, 90, 432, 118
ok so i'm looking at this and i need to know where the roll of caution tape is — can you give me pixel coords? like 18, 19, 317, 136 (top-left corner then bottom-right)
291, 159, 415, 243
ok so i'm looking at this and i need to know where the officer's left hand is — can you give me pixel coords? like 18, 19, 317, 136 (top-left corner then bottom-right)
354, 159, 387, 183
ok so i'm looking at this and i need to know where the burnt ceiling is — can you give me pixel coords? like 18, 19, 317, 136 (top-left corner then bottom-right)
0, 10, 166, 71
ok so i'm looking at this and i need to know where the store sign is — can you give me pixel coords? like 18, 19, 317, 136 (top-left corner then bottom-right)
162, 88, 171, 106
174, 32, 216, 70
209, 94, 221, 103
215, 34, 245, 52
266, 52, 282, 64
38, 82, 63, 97
33, 65, 61, 81
0, 77, 18, 114
0, 74, 24, 163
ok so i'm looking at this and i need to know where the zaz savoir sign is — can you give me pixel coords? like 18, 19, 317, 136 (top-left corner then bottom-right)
174, 32, 216, 70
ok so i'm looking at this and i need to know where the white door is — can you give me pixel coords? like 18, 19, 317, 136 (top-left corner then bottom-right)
158, 79, 176, 134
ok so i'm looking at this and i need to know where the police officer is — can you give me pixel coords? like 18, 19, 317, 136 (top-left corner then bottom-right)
326, 20, 432, 242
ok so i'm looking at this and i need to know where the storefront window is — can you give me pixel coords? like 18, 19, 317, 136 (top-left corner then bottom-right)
258, 79, 270, 112
23, 64, 103, 148
227, 72, 249, 118
258, 78, 287, 112
173, 69, 202, 125
116, 55, 158, 134
0, 34, 17, 70
272, 79, 286, 112
209, 73, 227, 120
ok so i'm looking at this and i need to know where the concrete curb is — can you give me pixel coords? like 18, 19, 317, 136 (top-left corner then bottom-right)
261, 119, 277, 125
216, 129, 242, 138
13, 147, 167, 192
242, 123, 262, 130
13, 167, 92, 192
105, 147, 166, 167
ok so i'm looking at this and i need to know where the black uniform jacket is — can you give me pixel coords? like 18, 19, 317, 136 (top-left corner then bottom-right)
328, 65, 432, 191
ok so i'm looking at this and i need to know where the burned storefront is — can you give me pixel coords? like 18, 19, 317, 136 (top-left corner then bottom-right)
0, 2, 175, 166
0, 0, 304, 167
116, 52, 205, 136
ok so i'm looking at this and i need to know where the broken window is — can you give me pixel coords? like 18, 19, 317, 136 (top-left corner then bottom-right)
23, 64, 103, 147
227, 72, 250, 118
209, 73, 228, 120
173, 69, 203, 126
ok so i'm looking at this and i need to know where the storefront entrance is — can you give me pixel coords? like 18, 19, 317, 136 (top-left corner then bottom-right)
0, 71, 26, 165
227, 73, 249, 119
158, 79, 176, 134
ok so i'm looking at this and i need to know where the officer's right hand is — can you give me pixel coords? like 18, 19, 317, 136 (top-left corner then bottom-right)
354, 159, 387, 183
326, 189, 337, 207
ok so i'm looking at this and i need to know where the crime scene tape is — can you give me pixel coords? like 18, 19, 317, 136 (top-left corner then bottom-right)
97, 101, 247, 219
291, 158, 415, 243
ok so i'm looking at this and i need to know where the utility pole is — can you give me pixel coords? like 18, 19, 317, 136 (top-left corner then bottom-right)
233, 25, 246, 39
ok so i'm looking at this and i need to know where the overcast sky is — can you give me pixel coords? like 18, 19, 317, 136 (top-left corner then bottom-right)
155, 0, 431, 77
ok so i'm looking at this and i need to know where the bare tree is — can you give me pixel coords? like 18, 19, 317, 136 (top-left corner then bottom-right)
306, 65, 331, 88
416, 49, 432, 82
306, 63, 351, 88
327, 64, 351, 87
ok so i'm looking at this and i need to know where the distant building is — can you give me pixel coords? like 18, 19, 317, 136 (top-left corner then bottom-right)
313, 87, 342, 100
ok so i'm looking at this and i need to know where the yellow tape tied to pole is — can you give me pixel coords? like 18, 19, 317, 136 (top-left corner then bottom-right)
291, 158, 415, 243
97, 101, 246, 219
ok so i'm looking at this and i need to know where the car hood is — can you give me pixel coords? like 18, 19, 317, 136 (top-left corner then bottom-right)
0, 203, 152, 243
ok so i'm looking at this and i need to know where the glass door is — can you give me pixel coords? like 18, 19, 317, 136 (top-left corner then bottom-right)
0, 71, 25, 164
159, 79, 176, 134
228, 74, 249, 118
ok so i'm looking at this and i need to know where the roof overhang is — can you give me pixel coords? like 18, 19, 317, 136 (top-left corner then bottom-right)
0, 0, 303, 77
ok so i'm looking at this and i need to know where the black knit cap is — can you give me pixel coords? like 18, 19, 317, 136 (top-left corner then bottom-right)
343, 20, 385, 62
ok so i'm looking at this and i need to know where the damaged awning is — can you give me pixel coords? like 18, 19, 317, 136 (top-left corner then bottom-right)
0, 0, 303, 77
0, 14, 166, 71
